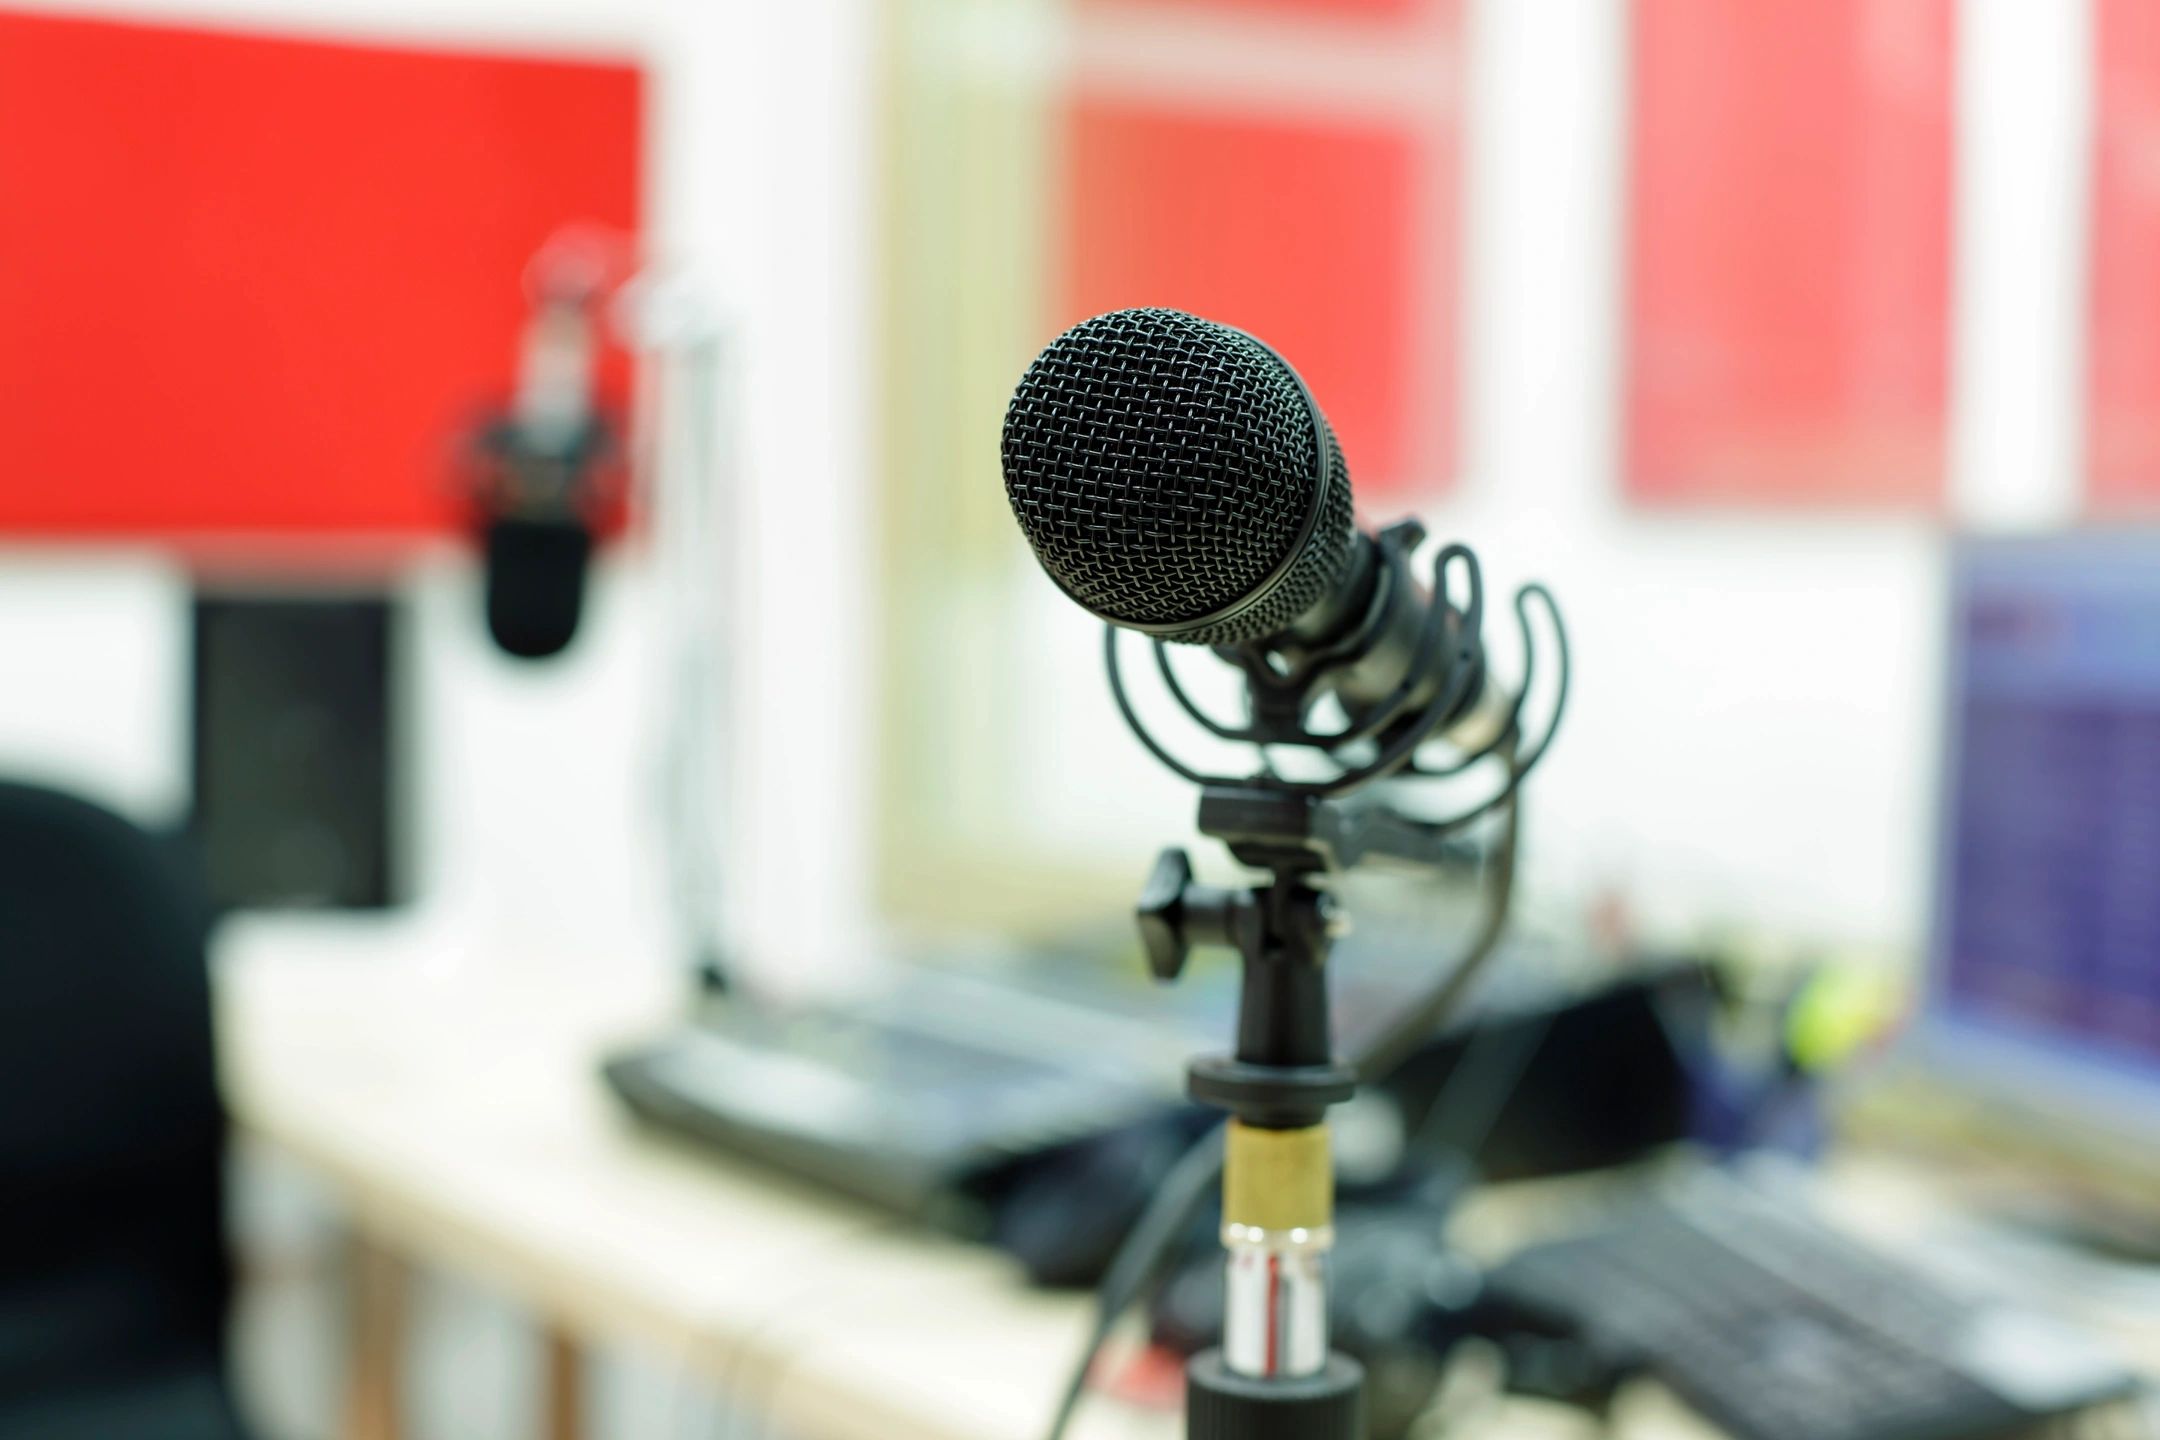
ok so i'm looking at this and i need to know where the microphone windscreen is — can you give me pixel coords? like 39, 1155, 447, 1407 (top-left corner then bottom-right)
484, 517, 591, 661
1000, 308, 1355, 646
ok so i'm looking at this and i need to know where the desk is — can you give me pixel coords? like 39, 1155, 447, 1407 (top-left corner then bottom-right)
215, 938, 1177, 1440
214, 938, 2158, 1440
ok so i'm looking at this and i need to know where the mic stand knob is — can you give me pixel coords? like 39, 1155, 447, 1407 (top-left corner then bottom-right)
1135, 847, 1248, 983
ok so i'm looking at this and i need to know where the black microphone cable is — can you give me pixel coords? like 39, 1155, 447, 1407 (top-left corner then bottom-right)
1039, 1122, 1228, 1440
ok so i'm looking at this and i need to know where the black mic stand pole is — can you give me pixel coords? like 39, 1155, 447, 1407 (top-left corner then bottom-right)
1137, 788, 1410, 1440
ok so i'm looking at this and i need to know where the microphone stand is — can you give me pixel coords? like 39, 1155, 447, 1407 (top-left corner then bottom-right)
1138, 786, 1491, 1440
1056, 523, 1565, 1440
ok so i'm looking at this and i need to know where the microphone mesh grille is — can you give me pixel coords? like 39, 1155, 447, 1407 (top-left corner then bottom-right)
1000, 308, 1354, 646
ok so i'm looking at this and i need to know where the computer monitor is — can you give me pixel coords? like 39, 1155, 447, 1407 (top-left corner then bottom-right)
1911, 533, 2160, 1156
191, 591, 401, 912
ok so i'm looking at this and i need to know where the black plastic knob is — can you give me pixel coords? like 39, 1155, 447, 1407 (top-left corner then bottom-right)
1136, 847, 1196, 981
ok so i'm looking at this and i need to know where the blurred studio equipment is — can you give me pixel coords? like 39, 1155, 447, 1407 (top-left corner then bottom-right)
1881, 534, 2160, 1210
466, 231, 630, 662
191, 591, 397, 912
0, 783, 248, 1440
1000, 308, 1570, 1440
1473, 1165, 2139, 1440
1422, 531, 2160, 1440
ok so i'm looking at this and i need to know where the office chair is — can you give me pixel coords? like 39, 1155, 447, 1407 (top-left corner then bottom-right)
0, 781, 249, 1440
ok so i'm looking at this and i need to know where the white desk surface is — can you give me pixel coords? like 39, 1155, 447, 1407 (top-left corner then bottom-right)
215, 935, 1176, 1440
213, 933, 2158, 1440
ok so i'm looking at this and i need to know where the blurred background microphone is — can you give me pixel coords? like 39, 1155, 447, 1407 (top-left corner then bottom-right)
469, 231, 627, 661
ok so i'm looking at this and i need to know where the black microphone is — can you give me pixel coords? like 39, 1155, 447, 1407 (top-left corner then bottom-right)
1000, 307, 1481, 733
477, 429, 598, 661
472, 262, 614, 662
1003, 312, 1564, 1440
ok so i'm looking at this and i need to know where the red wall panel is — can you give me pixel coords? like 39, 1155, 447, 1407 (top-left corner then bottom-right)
0, 10, 641, 537
1626, 0, 1952, 507
1078, 0, 1425, 18
1060, 97, 1439, 499
2089, 0, 2160, 511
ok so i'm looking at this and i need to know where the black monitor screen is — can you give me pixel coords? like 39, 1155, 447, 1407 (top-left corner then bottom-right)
192, 592, 397, 911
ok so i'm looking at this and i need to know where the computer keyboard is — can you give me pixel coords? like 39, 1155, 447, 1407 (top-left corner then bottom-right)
1485, 1169, 2139, 1440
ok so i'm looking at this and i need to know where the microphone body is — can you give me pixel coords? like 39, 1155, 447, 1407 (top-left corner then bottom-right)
471, 268, 614, 662
1000, 308, 1480, 736
473, 414, 606, 661
483, 507, 593, 661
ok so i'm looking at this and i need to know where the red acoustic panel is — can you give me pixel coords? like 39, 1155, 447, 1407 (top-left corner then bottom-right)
2089, 0, 2160, 510
0, 10, 641, 537
1060, 96, 1438, 498
1078, 0, 1424, 17
1626, 0, 1952, 506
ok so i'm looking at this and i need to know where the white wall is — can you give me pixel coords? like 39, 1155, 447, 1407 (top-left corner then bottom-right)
1451, 0, 2089, 947
0, 0, 2115, 1433
5, 0, 2083, 963
0, 0, 2101, 962
0, 548, 191, 826
653, 0, 879, 984
1004, 0, 2096, 953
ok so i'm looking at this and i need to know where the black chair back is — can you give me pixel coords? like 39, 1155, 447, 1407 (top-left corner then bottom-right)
0, 781, 232, 1414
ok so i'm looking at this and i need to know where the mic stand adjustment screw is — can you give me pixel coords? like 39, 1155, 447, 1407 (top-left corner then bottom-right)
1135, 847, 1246, 983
